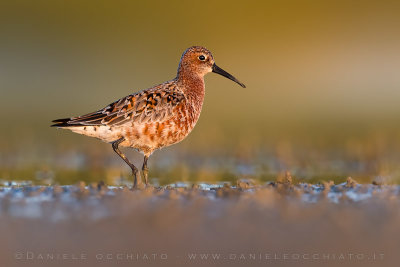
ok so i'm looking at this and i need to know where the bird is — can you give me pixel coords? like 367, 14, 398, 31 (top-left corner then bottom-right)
52, 46, 246, 188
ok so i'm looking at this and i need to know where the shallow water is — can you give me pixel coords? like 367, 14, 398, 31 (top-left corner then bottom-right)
0, 180, 399, 267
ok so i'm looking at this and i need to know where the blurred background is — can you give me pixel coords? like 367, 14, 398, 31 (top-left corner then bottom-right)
1, 0, 400, 185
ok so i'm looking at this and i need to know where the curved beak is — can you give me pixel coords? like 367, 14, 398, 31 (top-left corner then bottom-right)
212, 63, 246, 88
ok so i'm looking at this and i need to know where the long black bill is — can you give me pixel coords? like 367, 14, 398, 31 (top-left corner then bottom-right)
212, 63, 246, 88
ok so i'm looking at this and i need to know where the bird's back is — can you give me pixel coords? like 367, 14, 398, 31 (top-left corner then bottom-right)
52, 79, 204, 155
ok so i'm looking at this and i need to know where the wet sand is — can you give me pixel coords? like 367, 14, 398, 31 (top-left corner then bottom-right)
0, 179, 399, 267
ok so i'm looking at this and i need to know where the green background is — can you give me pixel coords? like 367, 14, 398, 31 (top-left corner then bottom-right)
1, 0, 400, 185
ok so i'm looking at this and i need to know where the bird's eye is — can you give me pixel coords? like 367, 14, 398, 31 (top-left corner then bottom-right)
198, 55, 206, 61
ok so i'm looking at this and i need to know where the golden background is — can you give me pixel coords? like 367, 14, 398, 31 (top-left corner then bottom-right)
1, 0, 400, 184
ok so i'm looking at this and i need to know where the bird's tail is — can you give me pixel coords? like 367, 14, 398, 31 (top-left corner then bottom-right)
51, 118, 78, 127
51, 110, 106, 127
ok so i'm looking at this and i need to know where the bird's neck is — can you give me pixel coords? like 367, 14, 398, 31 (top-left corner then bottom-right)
176, 71, 205, 105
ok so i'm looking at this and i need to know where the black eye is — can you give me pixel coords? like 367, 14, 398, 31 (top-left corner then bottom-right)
198, 55, 206, 61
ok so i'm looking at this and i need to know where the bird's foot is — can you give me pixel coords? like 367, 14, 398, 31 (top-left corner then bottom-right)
131, 170, 145, 190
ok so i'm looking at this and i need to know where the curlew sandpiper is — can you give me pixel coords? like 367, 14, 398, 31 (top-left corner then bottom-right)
52, 46, 245, 188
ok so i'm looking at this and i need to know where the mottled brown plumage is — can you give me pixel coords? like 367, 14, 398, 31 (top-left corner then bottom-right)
52, 46, 245, 187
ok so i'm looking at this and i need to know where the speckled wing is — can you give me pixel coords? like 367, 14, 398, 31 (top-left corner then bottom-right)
52, 84, 186, 127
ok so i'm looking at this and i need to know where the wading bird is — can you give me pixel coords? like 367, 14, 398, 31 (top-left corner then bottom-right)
52, 46, 245, 188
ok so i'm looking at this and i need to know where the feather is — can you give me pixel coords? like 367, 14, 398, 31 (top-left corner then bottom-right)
51, 81, 186, 128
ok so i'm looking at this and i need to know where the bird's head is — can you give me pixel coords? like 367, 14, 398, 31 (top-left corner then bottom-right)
177, 46, 246, 88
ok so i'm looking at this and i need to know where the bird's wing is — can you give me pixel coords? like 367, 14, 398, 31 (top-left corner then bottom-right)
52, 83, 186, 127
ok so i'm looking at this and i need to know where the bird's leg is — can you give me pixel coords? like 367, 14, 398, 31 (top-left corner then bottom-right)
112, 137, 142, 188
142, 155, 149, 185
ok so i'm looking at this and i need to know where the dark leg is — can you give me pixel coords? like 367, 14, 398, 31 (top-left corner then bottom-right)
142, 155, 149, 185
112, 137, 141, 188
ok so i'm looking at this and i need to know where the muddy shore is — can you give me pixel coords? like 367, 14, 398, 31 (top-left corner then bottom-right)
0, 180, 398, 267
